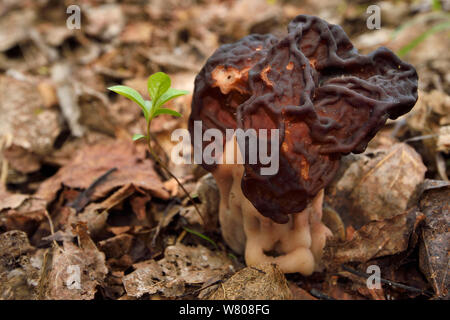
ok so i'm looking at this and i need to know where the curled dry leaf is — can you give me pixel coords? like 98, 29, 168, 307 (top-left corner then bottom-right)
44, 224, 108, 300
0, 191, 47, 236
206, 263, 292, 300
37, 140, 169, 204
123, 243, 234, 298
323, 208, 423, 268
326, 143, 426, 228
75, 184, 136, 237
418, 180, 449, 299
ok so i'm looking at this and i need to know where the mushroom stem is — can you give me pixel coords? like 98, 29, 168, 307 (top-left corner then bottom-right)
212, 137, 332, 275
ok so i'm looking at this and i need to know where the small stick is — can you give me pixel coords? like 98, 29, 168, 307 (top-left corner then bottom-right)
69, 167, 118, 212
341, 265, 433, 297
180, 279, 224, 298
146, 121, 205, 225
310, 288, 336, 300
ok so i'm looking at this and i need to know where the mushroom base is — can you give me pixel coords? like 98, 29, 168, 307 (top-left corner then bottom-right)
212, 163, 331, 275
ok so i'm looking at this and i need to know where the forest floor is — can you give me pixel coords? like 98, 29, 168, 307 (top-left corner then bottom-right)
0, 0, 448, 300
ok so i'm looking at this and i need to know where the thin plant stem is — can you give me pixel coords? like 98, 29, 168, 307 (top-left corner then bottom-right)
146, 120, 205, 224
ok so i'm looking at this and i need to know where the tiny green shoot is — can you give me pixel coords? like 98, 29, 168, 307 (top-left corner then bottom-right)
183, 226, 218, 249
108, 72, 204, 224
397, 20, 450, 58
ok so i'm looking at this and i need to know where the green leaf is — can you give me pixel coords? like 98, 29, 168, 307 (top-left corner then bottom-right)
182, 227, 217, 249
432, 0, 442, 11
144, 100, 153, 118
154, 88, 189, 109
108, 85, 149, 121
152, 108, 182, 118
397, 21, 450, 58
132, 134, 146, 141
147, 72, 171, 105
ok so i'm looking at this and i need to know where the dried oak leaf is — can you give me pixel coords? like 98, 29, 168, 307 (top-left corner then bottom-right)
323, 208, 422, 268
37, 140, 169, 203
44, 223, 108, 300
418, 180, 449, 299
326, 143, 426, 228
0, 191, 47, 236
207, 263, 292, 300
123, 244, 234, 298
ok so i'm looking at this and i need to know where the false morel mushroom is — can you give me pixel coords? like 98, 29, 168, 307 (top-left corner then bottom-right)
189, 15, 418, 274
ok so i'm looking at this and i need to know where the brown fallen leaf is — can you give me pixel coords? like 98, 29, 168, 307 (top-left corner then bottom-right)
98, 233, 134, 260
0, 230, 33, 262
326, 143, 426, 228
37, 140, 169, 203
207, 263, 292, 300
0, 231, 45, 300
418, 180, 449, 299
324, 208, 422, 268
0, 191, 47, 236
288, 282, 317, 300
2, 145, 41, 174
43, 223, 108, 300
123, 243, 234, 298
0, 75, 61, 174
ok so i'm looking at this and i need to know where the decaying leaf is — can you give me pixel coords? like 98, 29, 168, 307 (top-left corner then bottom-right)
418, 180, 449, 299
0, 10, 35, 52
44, 224, 108, 300
37, 140, 169, 203
0, 230, 33, 262
323, 208, 423, 268
207, 263, 292, 300
326, 143, 426, 228
0, 191, 47, 235
0, 230, 43, 300
0, 75, 61, 173
123, 243, 234, 298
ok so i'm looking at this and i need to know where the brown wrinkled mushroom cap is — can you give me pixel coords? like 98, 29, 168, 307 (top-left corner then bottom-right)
189, 15, 418, 224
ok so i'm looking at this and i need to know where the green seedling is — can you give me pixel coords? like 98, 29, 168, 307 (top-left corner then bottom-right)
108, 72, 204, 223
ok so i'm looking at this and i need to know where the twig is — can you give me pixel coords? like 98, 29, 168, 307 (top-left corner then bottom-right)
310, 288, 336, 300
341, 265, 434, 297
44, 209, 59, 248
69, 167, 117, 212
146, 121, 205, 225
179, 279, 224, 298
